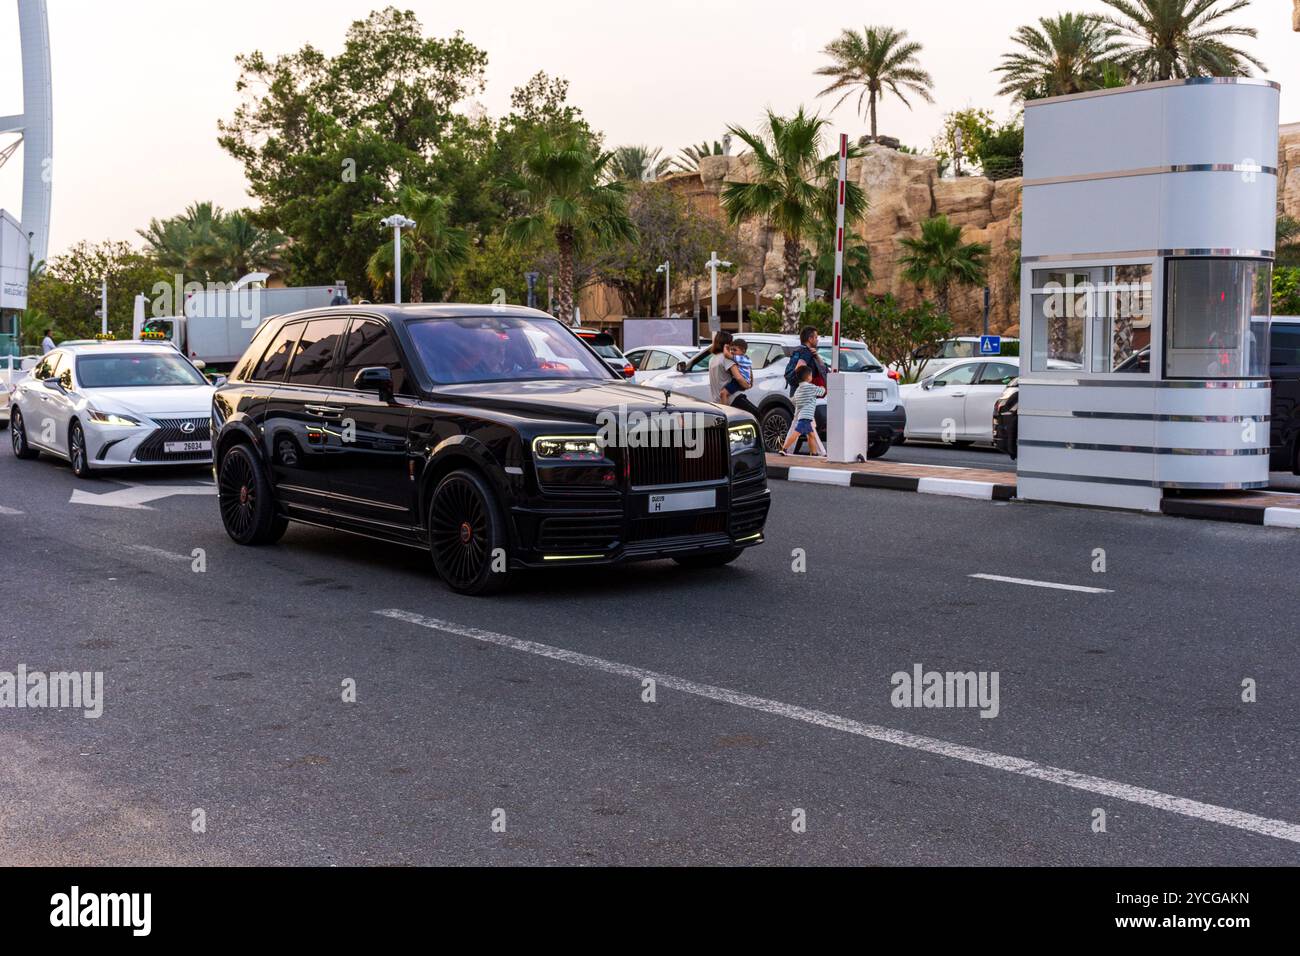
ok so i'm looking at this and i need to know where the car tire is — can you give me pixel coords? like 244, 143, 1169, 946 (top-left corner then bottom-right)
759, 406, 791, 453
10, 407, 38, 460
672, 548, 743, 569
218, 443, 287, 545
69, 421, 95, 479
867, 438, 891, 460
428, 468, 510, 596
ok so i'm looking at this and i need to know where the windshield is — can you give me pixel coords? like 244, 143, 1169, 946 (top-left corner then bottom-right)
817, 345, 883, 372
406, 315, 613, 384
76, 353, 208, 388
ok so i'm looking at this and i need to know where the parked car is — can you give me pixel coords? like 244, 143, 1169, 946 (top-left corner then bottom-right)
1, 353, 38, 430
900, 357, 1019, 445
8, 342, 216, 477
211, 305, 770, 595
898, 336, 1021, 381
650, 333, 905, 458
1268, 316, 1300, 473
623, 345, 697, 385
573, 328, 635, 380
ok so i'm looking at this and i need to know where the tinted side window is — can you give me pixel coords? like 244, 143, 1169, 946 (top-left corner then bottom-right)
32, 353, 57, 380
1271, 326, 1300, 369
233, 321, 280, 382
287, 318, 348, 387
251, 323, 302, 383
978, 362, 1018, 385
688, 351, 713, 373
644, 350, 672, 371
340, 319, 408, 394
937, 363, 979, 386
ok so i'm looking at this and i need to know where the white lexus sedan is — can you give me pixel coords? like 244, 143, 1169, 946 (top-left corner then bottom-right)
8, 342, 215, 478
900, 356, 1019, 446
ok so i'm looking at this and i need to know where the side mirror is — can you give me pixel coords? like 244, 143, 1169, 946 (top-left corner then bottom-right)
929, 378, 945, 389
675, 361, 687, 373
42, 377, 64, 392
353, 366, 394, 403
920, 378, 932, 391
213, 375, 228, 388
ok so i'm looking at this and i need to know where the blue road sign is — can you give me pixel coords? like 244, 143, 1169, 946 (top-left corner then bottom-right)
980, 335, 1001, 356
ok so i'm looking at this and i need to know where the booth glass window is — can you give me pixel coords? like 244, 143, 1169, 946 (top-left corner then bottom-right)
1164, 258, 1271, 379
1030, 265, 1152, 374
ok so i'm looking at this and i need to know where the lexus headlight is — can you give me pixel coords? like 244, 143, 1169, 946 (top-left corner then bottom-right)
88, 410, 141, 426
728, 423, 758, 454
532, 436, 605, 461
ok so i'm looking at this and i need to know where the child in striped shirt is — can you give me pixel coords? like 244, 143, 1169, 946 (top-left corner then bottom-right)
779, 365, 826, 456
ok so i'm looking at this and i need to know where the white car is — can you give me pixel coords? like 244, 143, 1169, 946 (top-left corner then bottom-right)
900, 336, 1020, 381
1, 354, 38, 430
8, 342, 216, 478
622, 345, 697, 385
900, 356, 1019, 445
649, 332, 905, 458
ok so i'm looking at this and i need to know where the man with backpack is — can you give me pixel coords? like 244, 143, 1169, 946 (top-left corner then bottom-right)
783, 326, 829, 452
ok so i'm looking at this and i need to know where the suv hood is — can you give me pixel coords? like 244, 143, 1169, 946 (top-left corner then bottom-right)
430, 380, 732, 426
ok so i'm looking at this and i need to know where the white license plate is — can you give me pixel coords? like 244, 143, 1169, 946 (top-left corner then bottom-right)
648, 489, 716, 514
164, 440, 211, 454
868, 389, 884, 402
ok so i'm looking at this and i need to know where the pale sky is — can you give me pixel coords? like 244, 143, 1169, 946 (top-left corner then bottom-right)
2, 0, 1297, 258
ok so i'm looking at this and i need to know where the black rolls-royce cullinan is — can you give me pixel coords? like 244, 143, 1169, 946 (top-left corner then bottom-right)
211, 305, 770, 594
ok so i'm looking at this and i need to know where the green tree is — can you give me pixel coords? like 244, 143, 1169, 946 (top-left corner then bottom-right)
1099, 0, 1264, 81
975, 121, 1025, 180
1274, 267, 1300, 316
138, 202, 285, 282
720, 108, 867, 332
799, 218, 873, 296
362, 186, 470, 303
897, 214, 990, 320
591, 181, 737, 316
217, 7, 489, 290
608, 145, 672, 183
931, 108, 995, 177
449, 231, 546, 305
501, 132, 637, 324
25, 241, 171, 344
997, 13, 1123, 100
1277, 215, 1300, 268
852, 295, 952, 381
814, 26, 934, 141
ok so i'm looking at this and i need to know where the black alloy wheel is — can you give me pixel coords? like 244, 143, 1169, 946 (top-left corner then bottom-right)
428, 469, 509, 596
218, 444, 287, 545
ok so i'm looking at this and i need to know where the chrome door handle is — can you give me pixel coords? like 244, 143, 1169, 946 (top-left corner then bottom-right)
951, 391, 967, 397
305, 404, 345, 418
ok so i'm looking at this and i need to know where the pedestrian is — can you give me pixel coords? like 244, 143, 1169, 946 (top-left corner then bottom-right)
720, 337, 752, 400
41, 328, 55, 353
783, 325, 828, 395
779, 365, 826, 457
708, 330, 760, 417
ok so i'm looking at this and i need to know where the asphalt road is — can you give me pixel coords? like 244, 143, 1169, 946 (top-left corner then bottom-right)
1, 443, 1297, 866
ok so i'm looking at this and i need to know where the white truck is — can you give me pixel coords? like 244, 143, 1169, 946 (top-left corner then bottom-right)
132, 273, 347, 372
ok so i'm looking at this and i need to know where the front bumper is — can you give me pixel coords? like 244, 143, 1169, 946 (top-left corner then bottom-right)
87, 414, 214, 467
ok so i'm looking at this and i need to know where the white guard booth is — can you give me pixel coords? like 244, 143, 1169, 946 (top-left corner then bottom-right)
1019, 78, 1279, 512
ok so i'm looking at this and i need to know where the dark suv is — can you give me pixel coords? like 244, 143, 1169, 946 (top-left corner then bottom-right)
211, 305, 770, 594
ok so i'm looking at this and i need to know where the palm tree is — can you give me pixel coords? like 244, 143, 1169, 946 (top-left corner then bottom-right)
672, 140, 725, 173
801, 217, 873, 296
366, 187, 470, 304
1099, 0, 1265, 81
502, 133, 637, 324
897, 215, 989, 320
218, 211, 286, 277
997, 13, 1124, 100
138, 202, 285, 281
720, 108, 867, 332
814, 26, 934, 141
608, 145, 672, 183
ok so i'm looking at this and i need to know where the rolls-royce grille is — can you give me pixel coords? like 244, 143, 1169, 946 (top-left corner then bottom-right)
629, 512, 727, 542
626, 424, 728, 487
133, 417, 212, 462
536, 516, 622, 553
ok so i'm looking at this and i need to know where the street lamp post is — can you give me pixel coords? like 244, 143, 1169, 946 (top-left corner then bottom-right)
953, 127, 965, 178
380, 214, 416, 304
655, 261, 670, 317
705, 250, 731, 334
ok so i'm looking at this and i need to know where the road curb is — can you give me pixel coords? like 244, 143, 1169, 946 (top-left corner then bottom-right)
766, 463, 1015, 501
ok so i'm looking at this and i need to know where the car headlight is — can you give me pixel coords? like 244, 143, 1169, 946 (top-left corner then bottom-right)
532, 435, 605, 461
728, 423, 758, 454
87, 410, 142, 426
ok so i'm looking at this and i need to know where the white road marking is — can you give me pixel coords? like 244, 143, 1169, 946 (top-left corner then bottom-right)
970, 573, 1112, 594
378, 608, 1300, 845
125, 544, 192, 562
917, 477, 995, 499
0, 505, 22, 515
70, 482, 215, 510
786, 466, 852, 486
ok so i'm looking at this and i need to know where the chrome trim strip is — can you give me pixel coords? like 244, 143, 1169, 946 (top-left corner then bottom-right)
1018, 470, 1270, 490
1024, 76, 1280, 108
1022, 248, 1273, 263
1020, 409, 1269, 423
1018, 378, 1270, 388
1023, 163, 1275, 187
1021, 439, 1268, 456
279, 483, 409, 512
